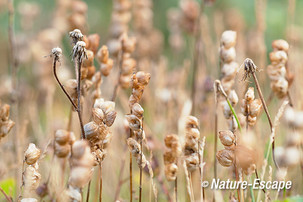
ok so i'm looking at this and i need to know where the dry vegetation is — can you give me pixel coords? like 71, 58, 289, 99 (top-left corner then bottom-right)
0, 0, 303, 201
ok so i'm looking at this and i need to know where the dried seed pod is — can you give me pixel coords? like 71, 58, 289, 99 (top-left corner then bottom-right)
221, 62, 238, 80
249, 99, 262, 117
55, 143, 71, 158
84, 122, 99, 140
220, 47, 236, 63
221, 30, 237, 49
24, 165, 41, 196
216, 149, 234, 167
125, 114, 141, 131
235, 145, 256, 174
272, 39, 289, 52
25, 144, 41, 165
69, 167, 93, 188
245, 87, 255, 104
165, 163, 178, 181
229, 90, 238, 106
55, 130, 70, 145
92, 108, 104, 125
86, 34, 100, 54
269, 51, 287, 65
219, 130, 235, 146
132, 103, 144, 119
185, 153, 199, 171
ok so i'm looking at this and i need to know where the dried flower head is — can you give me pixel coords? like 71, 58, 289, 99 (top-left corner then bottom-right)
69, 29, 84, 44
72, 41, 87, 62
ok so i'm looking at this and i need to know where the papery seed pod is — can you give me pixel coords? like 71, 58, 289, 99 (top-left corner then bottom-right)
228, 116, 238, 132
125, 114, 141, 131
229, 90, 238, 106
219, 130, 235, 146
122, 36, 136, 53
185, 154, 199, 171
100, 59, 114, 77
127, 138, 141, 155
221, 30, 237, 49
86, 34, 100, 54
220, 47, 236, 63
163, 151, 175, 165
92, 108, 104, 125
223, 101, 232, 119
247, 115, 257, 126
84, 122, 99, 140
216, 149, 234, 167
235, 145, 256, 174
97, 45, 109, 63
25, 144, 41, 165
71, 140, 88, 159
271, 77, 288, 98
245, 87, 255, 103
165, 163, 178, 181
69, 167, 93, 188
24, 165, 41, 196
104, 111, 117, 127
249, 99, 262, 117
221, 62, 238, 80
55, 130, 70, 145
132, 103, 144, 119
68, 186, 82, 202
272, 39, 289, 52
82, 50, 94, 67
269, 51, 288, 65
55, 143, 71, 158
185, 116, 199, 129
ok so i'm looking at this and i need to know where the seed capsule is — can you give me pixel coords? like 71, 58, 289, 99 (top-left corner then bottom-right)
216, 149, 234, 167
220, 30, 237, 49
219, 130, 235, 146
25, 143, 41, 165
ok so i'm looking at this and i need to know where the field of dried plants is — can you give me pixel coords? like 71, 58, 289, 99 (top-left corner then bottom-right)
0, 0, 303, 201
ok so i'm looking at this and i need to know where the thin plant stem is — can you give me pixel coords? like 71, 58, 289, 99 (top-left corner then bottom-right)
99, 163, 102, 202
0, 187, 12, 202
139, 137, 143, 202
214, 86, 219, 183
86, 180, 91, 202
52, 58, 78, 110
175, 177, 178, 202
76, 58, 85, 139
130, 152, 133, 202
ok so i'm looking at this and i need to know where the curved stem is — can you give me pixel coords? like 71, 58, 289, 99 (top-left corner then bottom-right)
52, 58, 77, 110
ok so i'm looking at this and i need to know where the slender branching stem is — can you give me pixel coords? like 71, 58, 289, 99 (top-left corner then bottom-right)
76, 58, 85, 139
52, 58, 78, 110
